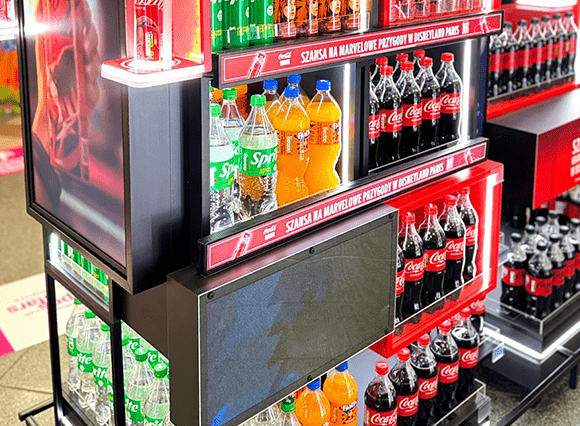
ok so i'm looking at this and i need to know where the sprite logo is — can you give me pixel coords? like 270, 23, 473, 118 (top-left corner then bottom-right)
148, 350, 159, 368
77, 351, 93, 373
93, 365, 108, 388
210, 159, 235, 191
145, 416, 165, 425
127, 398, 144, 422
67, 336, 77, 357
129, 338, 141, 354
240, 146, 277, 177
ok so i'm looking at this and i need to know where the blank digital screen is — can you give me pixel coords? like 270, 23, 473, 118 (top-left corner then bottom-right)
202, 222, 395, 425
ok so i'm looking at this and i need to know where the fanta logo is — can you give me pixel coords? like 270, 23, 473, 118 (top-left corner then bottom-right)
251, 151, 276, 168
387, 110, 403, 125
404, 105, 422, 120
370, 412, 397, 425
441, 94, 461, 107
441, 364, 459, 379
278, 52, 292, 60
341, 401, 357, 412
297, 130, 310, 142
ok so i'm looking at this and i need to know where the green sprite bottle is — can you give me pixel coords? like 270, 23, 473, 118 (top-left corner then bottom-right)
211, 0, 223, 51
142, 363, 171, 425
126, 348, 154, 425
225, 0, 250, 48
250, 0, 274, 45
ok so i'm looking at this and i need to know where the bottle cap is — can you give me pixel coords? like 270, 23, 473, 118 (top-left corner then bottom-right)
460, 186, 470, 195
376, 57, 388, 66
222, 88, 238, 100
375, 361, 389, 375
401, 61, 414, 71
519, 19, 527, 26
250, 94, 266, 107
542, 15, 551, 22
316, 80, 331, 91
511, 232, 522, 243
531, 17, 539, 24
537, 240, 548, 251
535, 216, 547, 225
425, 203, 438, 216
154, 363, 168, 378
288, 74, 302, 84
85, 310, 95, 319
306, 378, 321, 390
210, 104, 221, 117
122, 333, 129, 346
566, 12, 574, 18
74, 298, 82, 305
281, 397, 295, 413
524, 224, 536, 233
396, 53, 408, 62
380, 65, 394, 76
284, 86, 300, 99
413, 49, 425, 59
101, 323, 110, 332
439, 320, 452, 333
418, 334, 430, 346
460, 307, 471, 319
553, 13, 561, 20
441, 52, 454, 62
336, 361, 348, 372
550, 233, 562, 242
560, 225, 570, 235
134, 347, 149, 362
263, 79, 278, 90
397, 348, 410, 362
420, 56, 433, 67
505, 21, 513, 28
548, 210, 559, 219
402, 212, 416, 224
444, 194, 457, 206
571, 218, 580, 228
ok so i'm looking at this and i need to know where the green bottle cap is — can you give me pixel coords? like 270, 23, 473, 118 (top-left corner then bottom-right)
101, 323, 110, 332
122, 333, 129, 346
250, 94, 266, 107
223, 88, 238, 100
153, 363, 168, 379
210, 104, 221, 117
134, 347, 149, 362
281, 397, 295, 413
74, 298, 82, 305
84, 310, 95, 319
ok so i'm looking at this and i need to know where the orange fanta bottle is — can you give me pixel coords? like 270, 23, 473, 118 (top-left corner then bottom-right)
296, 378, 331, 426
305, 80, 341, 195
264, 79, 281, 113
272, 85, 310, 206
323, 361, 358, 426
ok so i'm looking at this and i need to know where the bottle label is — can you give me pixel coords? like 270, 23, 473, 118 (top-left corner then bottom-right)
504, 51, 516, 70
558, 40, 567, 58
569, 36, 577, 54
465, 224, 477, 247
458, 347, 479, 369
470, 298, 486, 314
553, 267, 565, 287
441, 92, 461, 114
210, 158, 235, 191
148, 350, 159, 369
422, 97, 441, 121
543, 42, 553, 62
437, 361, 459, 384
552, 42, 559, 62
144, 415, 165, 426
128, 337, 141, 354
135, 0, 164, 62
127, 398, 144, 422
402, 103, 422, 127
404, 256, 425, 281
310, 121, 340, 145
445, 237, 465, 260
364, 407, 397, 426
502, 265, 525, 287
489, 54, 502, 73
396, 269, 405, 295
531, 46, 542, 66
518, 48, 531, 68
240, 145, 278, 176
330, 400, 357, 424
278, 129, 310, 155
77, 350, 93, 373
67, 336, 77, 357
380, 109, 402, 133
93, 365, 108, 388
425, 248, 446, 272
418, 376, 438, 399
369, 114, 380, 139
575, 251, 580, 269
396, 393, 418, 417
525, 274, 553, 297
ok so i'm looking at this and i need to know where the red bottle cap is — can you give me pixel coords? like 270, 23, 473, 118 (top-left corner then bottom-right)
460, 307, 471, 319
425, 203, 438, 216
376, 56, 388, 65
402, 212, 416, 224
380, 64, 394, 76
398, 348, 411, 361
420, 56, 433, 67
375, 360, 389, 375
442, 52, 454, 62
439, 320, 452, 333
444, 195, 457, 206
418, 334, 430, 346
460, 187, 470, 195
401, 61, 414, 71
396, 53, 409, 62
413, 49, 426, 58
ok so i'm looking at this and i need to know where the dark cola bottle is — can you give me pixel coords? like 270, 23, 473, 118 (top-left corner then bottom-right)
364, 361, 398, 426
534, 216, 548, 245
525, 239, 553, 319
389, 348, 419, 426
559, 225, 575, 300
399, 212, 425, 324
521, 224, 537, 261
563, 12, 578, 76
548, 233, 565, 310
451, 308, 479, 402
430, 320, 459, 418
377, 65, 402, 165
396, 61, 422, 158
542, 211, 560, 240
393, 53, 409, 84
457, 186, 478, 282
529, 17, 545, 88
436, 53, 462, 144
371, 57, 388, 89
420, 203, 446, 313
542, 15, 555, 83
501, 233, 527, 311
553, 14, 568, 79
513, 20, 532, 89
439, 195, 466, 301
369, 74, 380, 169
395, 244, 405, 335
504, 22, 518, 92
418, 57, 441, 152
470, 296, 486, 335
410, 334, 437, 426
569, 218, 580, 293
488, 29, 505, 97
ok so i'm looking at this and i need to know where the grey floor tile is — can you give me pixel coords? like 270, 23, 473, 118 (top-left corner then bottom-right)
0, 348, 28, 380
34, 406, 55, 426
0, 340, 53, 394
0, 385, 52, 426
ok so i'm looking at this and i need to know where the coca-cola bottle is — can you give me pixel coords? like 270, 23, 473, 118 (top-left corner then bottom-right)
394, 53, 409, 83
542, 211, 560, 239
399, 212, 425, 323
396, 61, 422, 158
488, 28, 506, 97
439, 195, 466, 301
364, 361, 398, 426
413, 49, 425, 77
548, 233, 565, 310
418, 57, 441, 151
420, 203, 446, 313
521, 224, 537, 261
553, 14, 568, 79
525, 239, 553, 319
450, 308, 479, 402
369, 74, 380, 169
430, 320, 459, 417
410, 334, 437, 426
436, 53, 462, 144
470, 297, 486, 335
513, 20, 532, 89
395, 244, 405, 333
371, 57, 388, 88
502, 233, 527, 311
457, 187, 478, 281
559, 225, 575, 300
528, 17, 546, 88
389, 348, 419, 426
563, 12, 578, 76
534, 216, 548, 245
541, 15, 555, 83
377, 65, 402, 166
504, 22, 518, 92
569, 218, 580, 293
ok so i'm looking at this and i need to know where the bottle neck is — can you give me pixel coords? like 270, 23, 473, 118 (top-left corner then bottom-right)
426, 213, 439, 229
400, 69, 413, 80
403, 221, 418, 238
442, 204, 458, 221
379, 73, 395, 86
423, 65, 435, 79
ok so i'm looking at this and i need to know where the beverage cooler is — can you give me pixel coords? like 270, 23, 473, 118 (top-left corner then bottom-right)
12, 0, 506, 423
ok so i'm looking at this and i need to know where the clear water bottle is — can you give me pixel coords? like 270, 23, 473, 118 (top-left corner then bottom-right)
279, 397, 300, 426
254, 406, 281, 426
122, 321, 141, 354
76, 310, 100, 409
162, 412, 175, 426
65, 298, 85, 394
93, 323, 112, 425
106, 333, 136, 426
143, 363, 171, 425
209, 103, 236, 233
126, 347, 155, 426
238, 94, 278, 219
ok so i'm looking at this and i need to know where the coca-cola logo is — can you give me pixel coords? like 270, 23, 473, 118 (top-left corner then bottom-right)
461, 349, 478, 365
430, 250, 445, 265
405, 258, 425, 279
369, 412, 397, 426
278, 52, 292, 60
135, 0, 164, 6
387, 110, 403, 125
439, 363, 459, 383
572, 137, 580, 155
398, 396, 418, 411
466, 226, 477, 244
404, 104, 422, 120
423, 99, 441, 114
396, 272, 405, 295
441, 94, 461, 108
419, 378, 437, 396
446, 239, 464, 259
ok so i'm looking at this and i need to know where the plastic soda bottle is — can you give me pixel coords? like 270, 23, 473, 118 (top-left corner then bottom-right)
224, 0, 250, 48
77, 310, 100, 409
211, 0, 223, 51
209, 103, 236, 232
93, 323, 112, 426
126, 347, 155, 426
221, 88, 245, 216
282, 74, 310, 106
305, 79, 341, 195
122, 321, 142, 354
238, 94, 278, 218
65, 298, 85, 394
264, 79, 281, 115
296, 378, 331, 426
143, 363, 171, 425
234, 84, 251, 119
106, 334, 136, 425
272, 85, 310, 206
280, 397, 300, 426
250, 0, 274, 44
323, 361, 358, 425
142, 339, 160, 370
254, 406, 281, 426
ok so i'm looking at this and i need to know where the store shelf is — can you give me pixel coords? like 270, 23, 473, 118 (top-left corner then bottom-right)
212, 11, 503, 87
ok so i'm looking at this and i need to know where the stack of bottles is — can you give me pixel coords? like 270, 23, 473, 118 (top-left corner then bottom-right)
65, 301, 173, 426
396, 187, 479, 332
209, 75, 342, 233
369, 50, 463, 170
488, 14, 578, 99
390, 0, 484, 23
